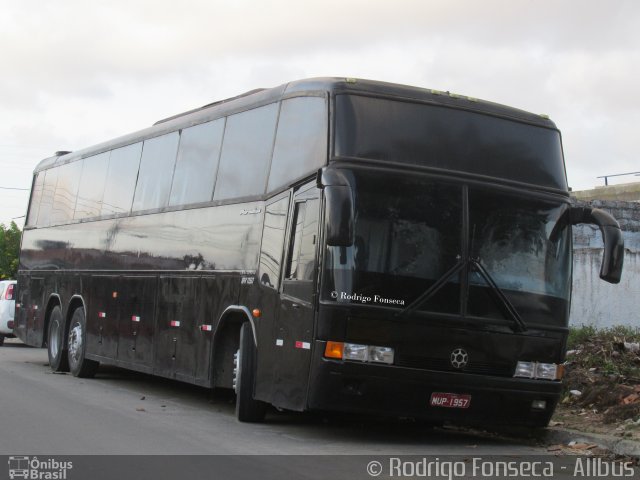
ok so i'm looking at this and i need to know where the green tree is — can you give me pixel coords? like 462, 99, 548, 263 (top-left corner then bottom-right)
0, 222, 21, 279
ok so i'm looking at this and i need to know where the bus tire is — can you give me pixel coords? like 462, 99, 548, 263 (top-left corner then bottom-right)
47, 305, 69, 372
234, 322, 267, 422
67, 307, 99, 378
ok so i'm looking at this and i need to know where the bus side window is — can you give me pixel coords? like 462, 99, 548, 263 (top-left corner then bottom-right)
268, 96, 328, 192
50, 160, 82, 224
75, 152, 109, 220
132, 132, 180, 212
213, 103, 279, 200
258, 195, 290, 289
169, 119, 224, 206
283, 198, 319, 301
285, 202, 306, 280
102, 142, 143, 216
36, 167, 59, 226
26, 171, 45, 227
296, 198, 319, 281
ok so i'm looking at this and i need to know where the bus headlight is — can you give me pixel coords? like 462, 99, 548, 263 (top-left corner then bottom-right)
368, 346, 394, 364
535, 362, 559, 381
343, 343, 368, 361
324, 341, 395, 365
514, 361, 563, 380
514, 361, 536, 378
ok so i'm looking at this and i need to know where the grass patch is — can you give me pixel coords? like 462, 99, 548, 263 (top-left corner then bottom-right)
567, 325, 640, 351
563, 325, 640, 422
566, 325, 640, 378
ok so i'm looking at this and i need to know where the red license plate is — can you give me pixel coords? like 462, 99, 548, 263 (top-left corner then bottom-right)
430, 392, 471, 409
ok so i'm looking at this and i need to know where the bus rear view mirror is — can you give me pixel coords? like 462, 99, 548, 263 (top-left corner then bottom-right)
325, 186, 354, 247
570, 206, 624, 284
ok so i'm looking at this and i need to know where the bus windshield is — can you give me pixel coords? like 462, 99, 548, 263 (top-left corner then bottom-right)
321, 171, 572, 326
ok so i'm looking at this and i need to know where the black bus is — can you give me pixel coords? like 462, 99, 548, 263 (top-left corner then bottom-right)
15, 78, 624, 426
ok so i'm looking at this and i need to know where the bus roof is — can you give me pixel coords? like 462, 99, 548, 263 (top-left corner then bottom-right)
34, 77, 558, 173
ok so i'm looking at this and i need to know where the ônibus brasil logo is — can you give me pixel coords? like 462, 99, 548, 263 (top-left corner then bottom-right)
8, 456, 73, 480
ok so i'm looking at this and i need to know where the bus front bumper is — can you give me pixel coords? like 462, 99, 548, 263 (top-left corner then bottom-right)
307, 342, 562, 428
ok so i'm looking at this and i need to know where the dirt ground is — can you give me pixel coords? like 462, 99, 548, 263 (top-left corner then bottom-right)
552, 402, 640, 442
551, 326, 640, 443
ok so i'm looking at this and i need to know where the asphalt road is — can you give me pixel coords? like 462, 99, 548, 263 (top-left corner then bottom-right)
0, 338, 590, 479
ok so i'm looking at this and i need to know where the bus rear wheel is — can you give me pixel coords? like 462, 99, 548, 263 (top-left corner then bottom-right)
47, 306, 69, 372
67, 307, 99, 378
234, 322, 267, 422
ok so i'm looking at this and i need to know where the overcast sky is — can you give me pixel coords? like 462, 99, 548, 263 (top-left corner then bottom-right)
1, 0, 639, 227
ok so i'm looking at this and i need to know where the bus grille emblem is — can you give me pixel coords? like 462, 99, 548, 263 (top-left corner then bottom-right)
450, 348, 468, 369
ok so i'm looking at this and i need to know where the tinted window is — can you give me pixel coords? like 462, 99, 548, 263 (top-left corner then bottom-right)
297, 198, 319, 281
258, 195, 290, 289
468, 190, 571, 308
335, 95, 567, 190
132, 133, 180, 211
169, 119, 224, 206
284, 198, 319, 301
50, 161, 82, 224
462, 190, 572, 325
214, 103, 279, 200
285, 202, 306, 280
322, 173, 463, 314
268, 97, 327, 192
26, 172, 45, 226
75, 152, 109, 220
101, 142, 142, 216
36, 168, 59, 226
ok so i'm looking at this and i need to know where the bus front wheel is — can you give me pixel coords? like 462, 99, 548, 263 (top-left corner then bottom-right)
234, 322, 267, 422
47, 306, 69, 372
67, 307, 99, 378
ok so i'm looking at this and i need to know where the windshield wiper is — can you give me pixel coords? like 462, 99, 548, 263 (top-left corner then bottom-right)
470, 259, 527, 333
395, 260, 466, 318
395, 257, 528, 333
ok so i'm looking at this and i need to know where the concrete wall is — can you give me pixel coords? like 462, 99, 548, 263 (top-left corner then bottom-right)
570, 199, 640, 328
572, 182, 640, 202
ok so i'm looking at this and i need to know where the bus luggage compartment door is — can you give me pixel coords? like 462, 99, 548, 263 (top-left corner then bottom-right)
86, 275, 120, 359
117, 276, 157, 368
153, 276, 199, 382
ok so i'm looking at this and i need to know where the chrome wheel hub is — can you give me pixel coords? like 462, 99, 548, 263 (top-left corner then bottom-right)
50, 321, 60, 358
68, 323, 83, 364
233, 350, 240, 394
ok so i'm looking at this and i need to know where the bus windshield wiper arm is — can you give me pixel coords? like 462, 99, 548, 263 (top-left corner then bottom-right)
396, 260, 466, 318
470, 259, 527, 333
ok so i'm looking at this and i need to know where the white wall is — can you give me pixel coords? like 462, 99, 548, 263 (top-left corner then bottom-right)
569, 201, 640, 328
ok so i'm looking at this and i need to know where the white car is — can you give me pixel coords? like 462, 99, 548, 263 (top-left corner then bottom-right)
0, 280, 16, 346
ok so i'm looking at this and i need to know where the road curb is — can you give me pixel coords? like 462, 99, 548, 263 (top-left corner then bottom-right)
543, 427, 640, 458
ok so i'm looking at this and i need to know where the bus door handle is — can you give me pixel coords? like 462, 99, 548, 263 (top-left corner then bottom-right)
291, 303, 301, 309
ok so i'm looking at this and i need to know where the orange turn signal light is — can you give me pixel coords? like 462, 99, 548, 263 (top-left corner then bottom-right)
324, 341, 344, 359
252, 308, 262, 318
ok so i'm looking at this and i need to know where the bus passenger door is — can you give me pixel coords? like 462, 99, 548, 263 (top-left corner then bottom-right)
254, 193, 290, 401
273, 186, 320, 410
